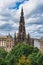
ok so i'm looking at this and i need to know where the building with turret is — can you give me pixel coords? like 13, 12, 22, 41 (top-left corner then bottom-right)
0, 34, 14, 52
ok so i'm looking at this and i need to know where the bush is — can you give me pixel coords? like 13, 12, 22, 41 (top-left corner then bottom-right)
0, 48, 7, 59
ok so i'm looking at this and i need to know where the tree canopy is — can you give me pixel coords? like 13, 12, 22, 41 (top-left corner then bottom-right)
0, 42, 43, 65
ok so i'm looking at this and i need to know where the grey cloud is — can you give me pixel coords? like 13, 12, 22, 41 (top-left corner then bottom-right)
0, 0, 43, 38
0, 23, 19, 31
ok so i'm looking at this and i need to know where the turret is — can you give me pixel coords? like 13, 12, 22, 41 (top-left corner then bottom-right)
27, 33, 30, 45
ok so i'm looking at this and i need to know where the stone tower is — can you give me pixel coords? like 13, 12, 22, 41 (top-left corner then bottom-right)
18, 7, 26, 42
14, 7, 31, 45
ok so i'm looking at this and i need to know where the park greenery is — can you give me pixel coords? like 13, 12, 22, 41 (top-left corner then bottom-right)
0, 43, 43, 65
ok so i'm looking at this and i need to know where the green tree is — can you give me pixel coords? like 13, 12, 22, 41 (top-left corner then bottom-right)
18, 55, 30, 65
0, 48, 7, 59
6, 42, 40, 65
28, 53, 38, 65
33, 47, 40, 53
37, 53, 43, 65
6, 43, 34, 60
0, 58, 7, 65
7, 56, 17, 65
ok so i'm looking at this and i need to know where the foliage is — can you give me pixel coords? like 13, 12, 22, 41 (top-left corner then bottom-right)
0, 58, 7, 65
7, 56, 17, 65
37, 52, 43, 65
6, 43, 34, 60
28, 53, 38, 65
0, 48, 7, 59
0, 42, 43, 65
18, 55, 30, 65
33, 47, 39, 53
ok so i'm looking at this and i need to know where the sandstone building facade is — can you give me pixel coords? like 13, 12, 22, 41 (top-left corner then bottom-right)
40, 38, 43, 52
0, 34, 13, 52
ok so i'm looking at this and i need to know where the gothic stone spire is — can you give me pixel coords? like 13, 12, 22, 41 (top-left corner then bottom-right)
21, 7, 24, 17
18, 7, 26, 42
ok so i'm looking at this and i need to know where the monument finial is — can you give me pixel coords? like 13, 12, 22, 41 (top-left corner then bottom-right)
21, 6, 24, 17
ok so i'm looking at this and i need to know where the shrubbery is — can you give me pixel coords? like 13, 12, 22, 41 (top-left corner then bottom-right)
0, 43, 43, 65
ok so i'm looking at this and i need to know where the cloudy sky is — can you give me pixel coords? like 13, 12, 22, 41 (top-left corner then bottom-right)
0, 0, 43, 38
